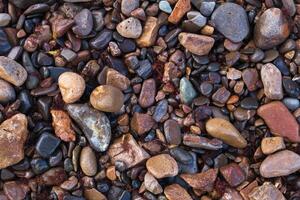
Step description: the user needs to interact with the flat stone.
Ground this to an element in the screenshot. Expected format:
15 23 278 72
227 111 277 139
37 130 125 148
146 154 178 179
66 104 111 152
227 68 242 80
168 0 191 24
0 56 27 86
211 3 249 42
178 33 214 56
51 109 76 142
183 134 223 150
90 85 124 112
72 9 93 37
260 150 300 178
116 17 142 39
80 146 97 176
121 0 139 16
0 79 15 103
248 182 285 200
220 163 246 187
0 114 28 169
254 8 290 49
206 118 247 148
108 134 150 169
261 137 285 155
144 172 163 194
136 17 159 47
23 3 49 15
180 168 218 191
179 77 197 104
261 63 283 100
257 101 300 142
36 133 61 158
131 112 154 135
61 48 77 62
106 68 130 91
164 119 182 145
3 181 29 200
164 184 193 200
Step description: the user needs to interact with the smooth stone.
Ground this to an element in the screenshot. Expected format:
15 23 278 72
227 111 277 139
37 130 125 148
131 112 154 135
261 137 285 155
138 78 156 108
84 188 107 200
47 67 71 81
273 57 289 76
206 118 247 148
3 181 29 200
283 78 300 98
0 14 11 27
200 82 213 96
66 104 111 152
164 184 192 200
179 77 197 104
108 134 150 169
183 12 207 32
199 0 215 16
254 8 290 49
168 0 191 24
36 133 61 158
0 56 27 86
31 158 49 174
0 114 28 169
116 17 142 39
92 10 104 32
136 59 152 79
233 107 256 121
242 68 258 92
51 109 76 142
90 29 112 50
211 3 249 42
0 79 15 103
183 134 223 150
18 90 33 113
72 9 93 37
80 146 97 176
260 150 300 178
106 68 130 91
153 99 168 122
248 182 285 200
58 72 86 103
144 172 163 194
90 85 124 112
0 28 11 55
61 48 77 62
170 147 193 165
283 97 300 111
37 52 53 66
250 48 265 63
220 163 246 187
164 119 182 145
23 3 50 15
240 97 258 110
8 46 23 60
257 101 300 142
178 33 214 56
212 87 231 104
8 0 49 9
261 63 283 100
159 1 172 14
121 0 139 16
136 16 159 47
146 154 178 179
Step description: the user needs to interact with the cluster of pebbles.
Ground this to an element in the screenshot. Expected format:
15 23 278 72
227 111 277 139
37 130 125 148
0 0 298 200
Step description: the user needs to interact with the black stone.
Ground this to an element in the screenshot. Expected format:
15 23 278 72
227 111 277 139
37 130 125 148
118 39 136 53
18 90 33 113
47 67 71 81
1 169 15 181
31 158 49 174
49 150 62 167
37 96 52 121
136 60 152 79
283 78 300 98
90 29 112 50
240 97 258 110
36 132 61 158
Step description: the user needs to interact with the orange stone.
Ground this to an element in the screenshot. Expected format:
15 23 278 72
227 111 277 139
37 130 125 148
168 0 191 24
164 184 193 200
51 109 76 142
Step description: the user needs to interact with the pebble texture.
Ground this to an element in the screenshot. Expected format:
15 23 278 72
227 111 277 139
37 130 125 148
0 56 27 86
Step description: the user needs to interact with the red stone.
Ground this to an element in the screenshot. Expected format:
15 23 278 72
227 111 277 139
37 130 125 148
220 163 246 187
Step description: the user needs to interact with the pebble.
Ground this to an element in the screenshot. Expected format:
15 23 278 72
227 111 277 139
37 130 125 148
23 3 49 15
248 182 285 200
260 150 300 178
116 17 142 39
183 11 207 32
37 52 53 66
254 8 290 49
72 9 93 37
130 112 154 135
80 146 97 176
199 0 215 16
168 0 191 24
90 29 112 50
108 134 150 169
84 188 107 200
121 0 139 16
233 107 256 121
3 181 29 200
136 16 159 47
283 78 300 98
36 133 61 158
261 137 285 155
106 68 130 91
58 72 86 103
261 63 283 100
0 13 11 27
220 163 246 187
164 184 192 200
90 85 124 112
31 158 49 174
164 119 182 145
180 168 218 191
178 33 214 56
205 118 247 148
0 79 15 103
240 97 258 110
61 48 77 62
153 99 168 122
212 87 231 104
144 172 163 194
146 154 178 179
66 104 111 152
0 114 28 169
0 56 27 86
242 68 258 92
211 3 249 42
283 97 300 111
257 101 300 142
179 77 197 104
136 59 153 79
37 167 67 186
159 1 172 14
139 78 156 108
183 134 223 150
51 109 76 142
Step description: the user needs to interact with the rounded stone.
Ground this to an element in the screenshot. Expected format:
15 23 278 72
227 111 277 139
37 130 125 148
0 79 15 103
261 63 283 100
0 14 11 27
80 146 97 176
116 17 142 39
146 154 179 179
121 0 139 16
90 85 124 112
178 33 214 56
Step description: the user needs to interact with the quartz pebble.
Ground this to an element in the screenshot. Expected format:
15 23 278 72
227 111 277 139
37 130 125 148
116 17 142 39
261 63 283 100
178 33 214 56
261 137 285 155
0 56 27 86
146 154 179 179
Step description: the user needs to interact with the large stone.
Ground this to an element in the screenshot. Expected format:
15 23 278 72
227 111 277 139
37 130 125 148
178 33 214 56
3 181 29 200
146 154 178 179
139 78 156 108
248 182 286 200
164 184 193 200
116 17 142 39
108 134 150 169
66 104 111 152
0 114 28 169
72 9 93 37
257 101 300 142
168 0 191 24
0 56 27 86
260 150 300 178
254 8 290 49
261 63 283 100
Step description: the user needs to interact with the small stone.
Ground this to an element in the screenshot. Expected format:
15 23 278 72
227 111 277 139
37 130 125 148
261 137 285 155
179 77 197 104
131 112 154 135
144 172 163 194
248 182 285 200
106 166 116 181
66 104 111 152
283 78 300 98
220 163 246 187
261 63 283 100
164 184 192 200
72 9 93 37
146 154 178 179
24 25 51 52
31 158 49 175
3 181 29 200
257 101 300 142
37 167 67 186
0 28 11 55
80 146 97 176
0 114 28 169
51 109 76 142
108 134 150 169
139 78 156 108
0 56 27 86
136 17 159 47
254 8 290 49
153 99 168 122
23 3 49 15
90 29 112 50
283 97 300 111
159 1 172 14
211 3 249 42
178 33 214 56
136 59 153 79
180 168 218 191
36 133 61 158
116 17 142 39
227 68 242 80
242 68 258 92
61 48 77 62
260 150 300 178
106 68 130 91
58 72 85 103
183 134 223 150
84 188 107 200
37 52 53 66
212 87 231 104
168 0 191 24
0 79 15 103
121 0 139 16
206 118 247 148
0 13 11 27
240 97 258 110
51 18 74 38
90 85 124 112
164 119 182 145
233 107 256 121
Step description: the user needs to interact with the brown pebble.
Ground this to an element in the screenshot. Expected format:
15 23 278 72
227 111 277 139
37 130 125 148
146 154 178 179
139 78 156 108
131 112 155 135
51 109 76 142
168 0 191 24
164 184 193 200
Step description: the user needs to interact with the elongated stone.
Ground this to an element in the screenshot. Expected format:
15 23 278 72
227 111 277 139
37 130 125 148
179 77 197 104
168 0 191 24
261 63 283 100
0 56 27 86
248 182 285 200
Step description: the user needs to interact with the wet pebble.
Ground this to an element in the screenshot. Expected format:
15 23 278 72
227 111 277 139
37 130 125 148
80 146 97 176
240 97 258 110
130 112 154 135
36 133 61 158
121 0 139 16
159 1 172 14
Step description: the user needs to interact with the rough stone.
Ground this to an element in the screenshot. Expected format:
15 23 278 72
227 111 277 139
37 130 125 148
178 33 214 56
